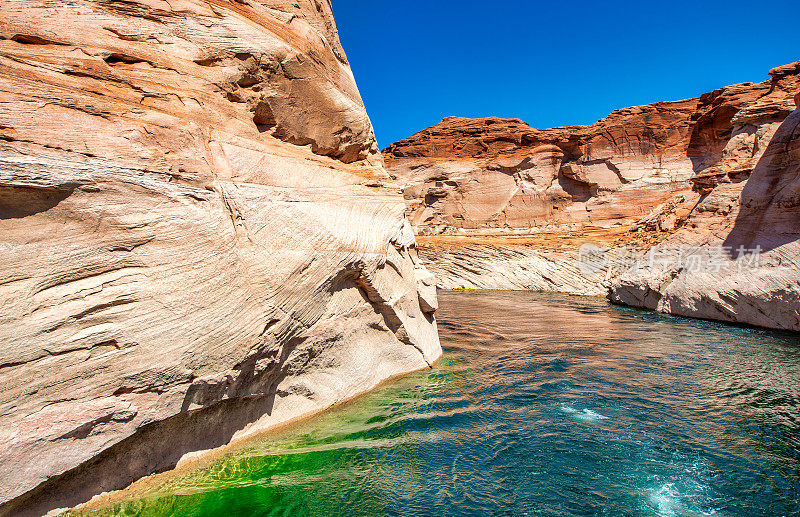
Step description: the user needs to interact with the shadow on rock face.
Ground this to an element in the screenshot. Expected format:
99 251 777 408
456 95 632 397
723 108 800 255
0 394 281 517
687 104 740 173
0 186 74 220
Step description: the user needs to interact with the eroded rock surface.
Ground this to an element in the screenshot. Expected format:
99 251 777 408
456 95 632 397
0 1 440 514
385 103 700 234
609 104 800 331
385 63 800 298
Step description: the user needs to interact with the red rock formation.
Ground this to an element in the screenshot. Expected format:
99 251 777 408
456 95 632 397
385 101 701 233
689 61 800 192
384 62 800 297
610 103 800 331
386 63 800 235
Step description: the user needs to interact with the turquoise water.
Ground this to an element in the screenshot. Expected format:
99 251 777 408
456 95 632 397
78 291 800 516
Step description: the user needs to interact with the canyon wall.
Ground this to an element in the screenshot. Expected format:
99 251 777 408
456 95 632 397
384 63 800 299
0 1 440 515
385 104 699 233
609 95 800 331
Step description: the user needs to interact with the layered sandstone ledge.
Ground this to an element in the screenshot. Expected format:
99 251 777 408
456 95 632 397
384 63 800 305
0 1 440 515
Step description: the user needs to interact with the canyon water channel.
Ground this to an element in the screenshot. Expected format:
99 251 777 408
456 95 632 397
74 291 800 516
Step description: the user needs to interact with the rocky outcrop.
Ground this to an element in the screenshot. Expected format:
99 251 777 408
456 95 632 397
385 102 700 234
0 1 440 515
609 103 800 331
384 63 800 296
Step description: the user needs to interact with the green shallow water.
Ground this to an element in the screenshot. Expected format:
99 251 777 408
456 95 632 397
75 291 800 516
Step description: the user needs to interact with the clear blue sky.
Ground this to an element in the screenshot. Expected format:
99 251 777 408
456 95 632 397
331 0 800 148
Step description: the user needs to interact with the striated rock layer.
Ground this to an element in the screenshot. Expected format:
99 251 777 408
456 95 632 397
609 102 800 331
386 105 699 233
0 1 440 515
385 63 800 298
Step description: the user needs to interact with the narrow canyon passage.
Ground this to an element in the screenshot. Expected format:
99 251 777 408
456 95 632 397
1 1 797 515
72 292 800 516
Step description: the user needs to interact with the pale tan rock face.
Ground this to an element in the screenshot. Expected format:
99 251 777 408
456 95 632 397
0 1 440 514
384 63 800 299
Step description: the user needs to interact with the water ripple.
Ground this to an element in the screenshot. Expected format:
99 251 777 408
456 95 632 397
73 291 800 517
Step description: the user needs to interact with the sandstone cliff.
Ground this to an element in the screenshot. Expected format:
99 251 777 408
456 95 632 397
609 100 800 331
384 63 800 297
0 1 440 515
386 104 698 233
